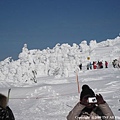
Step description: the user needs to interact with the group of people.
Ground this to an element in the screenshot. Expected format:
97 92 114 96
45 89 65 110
79 58 120 70
87 61 108 70
67 84 115 120
79 61 108 70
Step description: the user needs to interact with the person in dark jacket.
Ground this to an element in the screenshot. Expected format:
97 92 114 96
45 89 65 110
67 84 115 120
0 93 15 120
79 64 82 70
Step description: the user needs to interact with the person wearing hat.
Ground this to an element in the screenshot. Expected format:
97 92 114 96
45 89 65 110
0 93 15 120
67 84 115 120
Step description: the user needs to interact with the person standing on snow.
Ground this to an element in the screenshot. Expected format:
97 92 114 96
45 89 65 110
93 61 97 69
67 84 114 120
87 63 90 70
0 93 15 120
79 63 82 70
105 61 108 68
90 62 92 70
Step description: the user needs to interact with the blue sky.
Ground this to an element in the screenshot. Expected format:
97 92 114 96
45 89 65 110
0 0 120 61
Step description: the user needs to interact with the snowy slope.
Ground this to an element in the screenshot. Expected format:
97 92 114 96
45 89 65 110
1 66 120 120
0 36 120 120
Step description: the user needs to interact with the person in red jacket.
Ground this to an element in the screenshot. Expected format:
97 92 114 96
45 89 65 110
105 61 108 68
93 61 97 69
67 84 114 120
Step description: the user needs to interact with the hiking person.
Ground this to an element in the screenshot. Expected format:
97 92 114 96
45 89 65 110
93 61 97 69
67 84 115 120
79 63 82 70
90 62 92 70
105 61 108 68
99 62 103 69
0 93 15 120
87 63 90 70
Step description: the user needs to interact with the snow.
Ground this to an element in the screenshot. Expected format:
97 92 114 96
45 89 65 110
0 36 120 120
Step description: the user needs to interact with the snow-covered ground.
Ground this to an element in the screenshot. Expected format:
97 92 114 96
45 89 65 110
0 36 120 120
